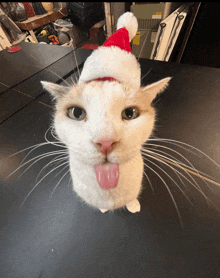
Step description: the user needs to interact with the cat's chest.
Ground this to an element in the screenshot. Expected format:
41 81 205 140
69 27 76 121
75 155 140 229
68 153 143 209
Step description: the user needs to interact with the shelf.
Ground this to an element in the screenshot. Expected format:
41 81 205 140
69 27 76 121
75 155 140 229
15 7 68 31
12 32 28 45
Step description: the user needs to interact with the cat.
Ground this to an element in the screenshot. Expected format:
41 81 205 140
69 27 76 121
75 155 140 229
40 12 171 213
41 76 171 213
5 13 219 219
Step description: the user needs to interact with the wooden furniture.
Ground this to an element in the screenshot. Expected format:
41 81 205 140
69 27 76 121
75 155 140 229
0 23 12 49
15 7 68 42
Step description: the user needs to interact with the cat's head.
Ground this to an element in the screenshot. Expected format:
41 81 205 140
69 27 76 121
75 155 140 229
41 78 171 166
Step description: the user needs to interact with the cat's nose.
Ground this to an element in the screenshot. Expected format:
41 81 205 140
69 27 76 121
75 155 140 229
96 139 117 155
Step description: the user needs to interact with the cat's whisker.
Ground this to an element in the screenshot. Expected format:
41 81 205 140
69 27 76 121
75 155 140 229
144 142 198 170
148 138 220 168
142 148 187 189
147 148 192 177
43 126 66 148
19 142 50 167
45 68 71 87
143 148 198 187
138 30 150 62
73 49 80 83
29 54 71 87
51 161 69 180
49 167 70 200
145 139 219 192
50 126 59 139
18 151 67 179
45 126 68 149
141 151 193 205
8 141 52 158
141 149 211 203
19 133 66 167
142 146 208 192
143 144 194 170
50 127 67 148
144 142 214 189
68 176 72 187
141 68 152 83
70 75 77 86
36 153 68 182
143 161 183 228
132 155 154 193
142 168 154 193
147 139 198 157
20 161 69 207
7 150 67 179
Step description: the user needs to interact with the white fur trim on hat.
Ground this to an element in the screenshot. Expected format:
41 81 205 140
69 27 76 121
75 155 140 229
116 12 138 41
78 46 141 88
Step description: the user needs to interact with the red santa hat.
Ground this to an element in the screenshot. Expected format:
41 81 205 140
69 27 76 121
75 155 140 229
78 12 141 89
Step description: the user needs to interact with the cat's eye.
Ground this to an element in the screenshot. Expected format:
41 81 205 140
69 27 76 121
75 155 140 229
67 107 86 121
122 107 139 120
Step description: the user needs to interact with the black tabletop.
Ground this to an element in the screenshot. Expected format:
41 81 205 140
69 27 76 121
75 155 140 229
0 47 220 278
0 42 73 93
0 43 92 123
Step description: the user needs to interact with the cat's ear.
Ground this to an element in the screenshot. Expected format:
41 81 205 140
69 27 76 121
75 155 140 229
142 77 172 103
41 81 68 100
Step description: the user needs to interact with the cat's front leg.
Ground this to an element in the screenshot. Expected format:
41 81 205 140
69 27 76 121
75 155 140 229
126 199 141 213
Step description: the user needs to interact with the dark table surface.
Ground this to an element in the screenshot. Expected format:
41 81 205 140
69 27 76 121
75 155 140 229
0 42 91 123
0 41 73 93
0 44 220 278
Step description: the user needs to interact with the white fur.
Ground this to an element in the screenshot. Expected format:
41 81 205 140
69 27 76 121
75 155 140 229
55 82 146 210
41 12 171 213
79 12 140 87
42 79 171 212
69 151 143 210
117 12 138 41
78 46 141 89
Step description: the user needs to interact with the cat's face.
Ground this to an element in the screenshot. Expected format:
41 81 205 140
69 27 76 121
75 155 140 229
42 78 170 166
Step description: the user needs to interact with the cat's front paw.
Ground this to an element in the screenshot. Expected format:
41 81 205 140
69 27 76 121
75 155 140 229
126 199 141 213
100 208 109 213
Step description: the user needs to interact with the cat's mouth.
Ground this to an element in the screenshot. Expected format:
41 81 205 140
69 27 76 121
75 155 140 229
94 162 119 190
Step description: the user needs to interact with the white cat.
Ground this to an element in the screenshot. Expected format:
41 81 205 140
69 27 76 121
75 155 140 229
41 12 171 213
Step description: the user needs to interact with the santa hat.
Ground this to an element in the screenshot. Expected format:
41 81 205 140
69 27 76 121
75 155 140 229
78 12 141 89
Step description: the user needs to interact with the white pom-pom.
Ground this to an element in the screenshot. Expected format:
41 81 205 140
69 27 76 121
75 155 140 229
116 12 138 42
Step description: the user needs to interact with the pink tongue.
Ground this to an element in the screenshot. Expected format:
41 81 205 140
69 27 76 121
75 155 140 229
94 163 119 190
